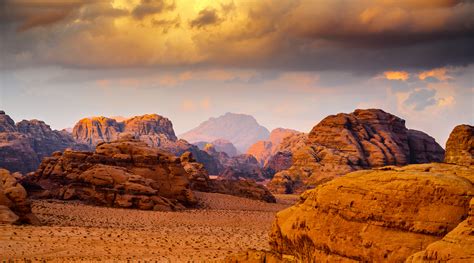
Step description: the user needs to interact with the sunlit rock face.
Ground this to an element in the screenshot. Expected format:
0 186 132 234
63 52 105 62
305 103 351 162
268 109 445 194
444 124 473 166
0 111 89 174
269 163 473 262
180 112 270 153
23 137 197 211
71 114 222 175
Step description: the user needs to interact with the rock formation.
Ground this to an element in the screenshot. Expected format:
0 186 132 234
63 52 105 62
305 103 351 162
0 169 38 224
269 109 445 193
0 111 89 173
180 112 270 152
406 198 474 262
180 151 275 202
269 163 473 262
71 114 222 175
194 139 239 157
444 124 473 166
247 128 301 166
22 137 197 211
263 132 308 176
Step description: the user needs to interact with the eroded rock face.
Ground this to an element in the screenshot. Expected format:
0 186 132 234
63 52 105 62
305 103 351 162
71 114 221 175
445 124 473 166
23 137 197 210
180 151 276 203
0 169 38 224
269 109 445 193
269 163 473 262
219 154 265 181
247 128 302 166
194 139 239 157
0 111 89 173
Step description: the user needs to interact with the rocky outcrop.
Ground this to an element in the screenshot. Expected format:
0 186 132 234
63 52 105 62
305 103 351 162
180 112 270 153
180 151 276 203
0 169 38 224
72 114 222 175
269 163 473 262
247 128 301 166
194 139 239 157
0 111 89 173
219 154 265 181
22 137 197 210
445 124 473 166
269 109 445 193
263 133 308 176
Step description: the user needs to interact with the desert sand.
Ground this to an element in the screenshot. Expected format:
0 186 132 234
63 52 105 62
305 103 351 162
0 192 298 262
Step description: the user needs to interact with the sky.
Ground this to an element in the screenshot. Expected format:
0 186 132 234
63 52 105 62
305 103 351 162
0 0 473 146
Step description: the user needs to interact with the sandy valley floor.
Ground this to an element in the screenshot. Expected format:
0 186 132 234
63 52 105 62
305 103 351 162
0 192 298 262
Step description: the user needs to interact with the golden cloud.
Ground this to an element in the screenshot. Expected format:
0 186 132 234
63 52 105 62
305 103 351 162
384 71 410 81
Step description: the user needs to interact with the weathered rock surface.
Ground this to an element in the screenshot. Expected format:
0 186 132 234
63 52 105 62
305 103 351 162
269 109 445 193
22 137 197 210
406 198 474 262
72 114 222 175
0 111 89 173
269 163 473 262
0 169 38 224
263 133 308 177
180 112 270 153
194 139 239 157
445 124 473 166
219 154 265 181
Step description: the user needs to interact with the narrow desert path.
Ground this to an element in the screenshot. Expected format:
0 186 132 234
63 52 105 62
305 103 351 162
0 193 298 262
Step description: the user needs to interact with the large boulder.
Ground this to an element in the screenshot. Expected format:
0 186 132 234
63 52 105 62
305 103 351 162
445 124 473 166
269 163 473 262
269 109 445 193
0 169 38 224
0 111 89 173
23 137 197 210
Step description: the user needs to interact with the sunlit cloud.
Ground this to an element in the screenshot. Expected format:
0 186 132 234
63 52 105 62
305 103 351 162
383 71 410 81
418 67 451 81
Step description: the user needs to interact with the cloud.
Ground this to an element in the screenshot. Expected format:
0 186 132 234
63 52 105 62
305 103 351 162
419 67 451 81
189 8 221 28
131 0 175 19
384 71 410 81
404 88 437 110
1 0 473 71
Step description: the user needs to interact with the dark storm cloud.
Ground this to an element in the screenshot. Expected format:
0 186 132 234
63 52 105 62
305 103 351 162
131 0 175 19
1 0 474 72
189 8 222 28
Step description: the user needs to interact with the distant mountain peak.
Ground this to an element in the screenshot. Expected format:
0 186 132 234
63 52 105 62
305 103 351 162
179 112 270 152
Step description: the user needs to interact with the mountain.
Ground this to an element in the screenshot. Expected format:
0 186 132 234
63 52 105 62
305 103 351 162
179 112 270 153
0 111 89 173
71 114 222 174
268 109 445 193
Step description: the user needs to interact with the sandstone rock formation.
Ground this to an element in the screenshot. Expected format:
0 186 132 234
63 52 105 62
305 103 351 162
22 137 197 210
180 151 275 203
269 163 473 262
180 112 270 152
0 169 38 224
219 154 265 181
194 139 239 157
269 109 445 193
406 198 474 262
444 124 473 166
0 111 89 173
263 133 308 176
247 128 301 166
71 114 222 174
